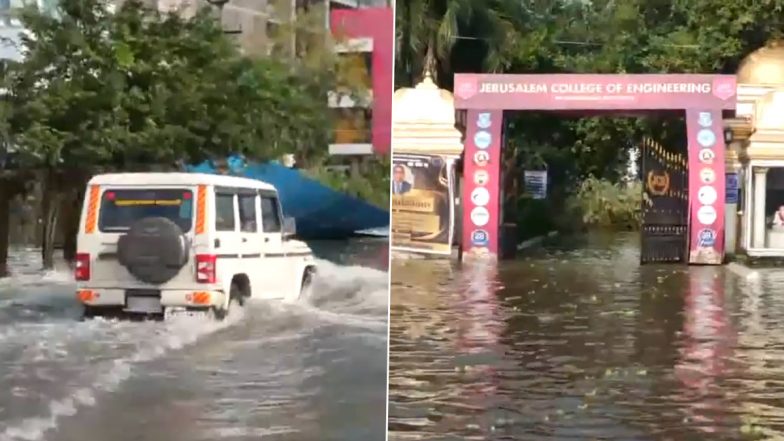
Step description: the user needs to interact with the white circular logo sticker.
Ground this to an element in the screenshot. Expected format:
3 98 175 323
698 112 713 128
473 150 490 166
700 168 716 184
697 205 718 225
697 129 717 148
474 170 489 186
471 187 490 207
698 186 718 205
698 148 715 164
470 207 490 227
476 113 492 129
474 131 492 149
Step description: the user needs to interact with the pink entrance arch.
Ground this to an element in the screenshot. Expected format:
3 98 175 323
454 74 737 264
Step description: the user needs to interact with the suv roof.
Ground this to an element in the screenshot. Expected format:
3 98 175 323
88 172 276 191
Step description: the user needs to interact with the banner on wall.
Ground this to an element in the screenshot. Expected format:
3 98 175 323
391 154 456 254
687 109 726 265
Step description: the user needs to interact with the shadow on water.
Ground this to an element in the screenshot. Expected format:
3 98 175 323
389 231 784 441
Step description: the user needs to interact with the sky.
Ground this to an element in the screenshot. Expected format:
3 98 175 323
0 26 23 61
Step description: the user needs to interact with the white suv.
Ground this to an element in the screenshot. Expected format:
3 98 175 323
74 172 316 320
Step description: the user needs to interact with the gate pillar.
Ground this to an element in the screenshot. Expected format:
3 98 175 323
686 109 727 264
390 72 464 257
461 110 503 259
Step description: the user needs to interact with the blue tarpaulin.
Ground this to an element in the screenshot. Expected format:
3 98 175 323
187 158 389 239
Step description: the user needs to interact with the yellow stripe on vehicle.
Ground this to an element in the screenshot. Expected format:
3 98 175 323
195 185 207 234
84 185 101 234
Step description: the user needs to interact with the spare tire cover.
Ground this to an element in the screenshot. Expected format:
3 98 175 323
117 217 190 285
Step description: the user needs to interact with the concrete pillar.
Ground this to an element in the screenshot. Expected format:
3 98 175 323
724 139 741 256
752 167 769 249
725 166 740 255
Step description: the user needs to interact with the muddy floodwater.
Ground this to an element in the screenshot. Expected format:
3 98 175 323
0 238 388 441
388 232 784 441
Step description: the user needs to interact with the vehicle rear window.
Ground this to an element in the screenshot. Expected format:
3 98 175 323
98 188 194 232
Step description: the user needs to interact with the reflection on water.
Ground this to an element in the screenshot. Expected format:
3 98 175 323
389 232 784 440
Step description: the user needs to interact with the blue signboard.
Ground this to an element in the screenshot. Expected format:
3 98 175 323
726 173 739 204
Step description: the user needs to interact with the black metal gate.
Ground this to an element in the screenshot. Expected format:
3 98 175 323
640 137 688 264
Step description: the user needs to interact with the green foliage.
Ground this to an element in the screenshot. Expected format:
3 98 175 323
396 1 784 121
513 198 557 240
2 0 334 171
304 156 391 209
565 176 643 230
396 0 784 233
395 0 517 87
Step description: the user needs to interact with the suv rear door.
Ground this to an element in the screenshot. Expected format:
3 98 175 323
84 185 197 288
259 190 292 298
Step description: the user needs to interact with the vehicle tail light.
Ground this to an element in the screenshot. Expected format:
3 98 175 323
195 254 217 283
75 253 91 281
187 291 212 305
77 289 98 303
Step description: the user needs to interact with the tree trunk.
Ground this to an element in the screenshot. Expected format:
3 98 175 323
350 157 361 179
64 170 90 264
62 185 83 264
40 169 62 270
0 183 10 278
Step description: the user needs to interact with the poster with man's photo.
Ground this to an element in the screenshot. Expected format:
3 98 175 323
391 153 456 254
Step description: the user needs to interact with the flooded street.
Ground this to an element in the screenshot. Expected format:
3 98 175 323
389 232 784 441
0 238 388 441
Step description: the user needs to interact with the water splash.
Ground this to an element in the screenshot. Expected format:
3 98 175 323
0 249 388 441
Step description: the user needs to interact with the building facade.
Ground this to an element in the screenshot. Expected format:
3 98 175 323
2 0 391 161
328 7 392 156
723 42 784 258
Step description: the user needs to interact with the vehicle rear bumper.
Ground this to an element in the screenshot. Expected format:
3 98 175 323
75 287 226 310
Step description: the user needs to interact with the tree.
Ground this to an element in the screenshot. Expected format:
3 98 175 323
395 0 519 88
0 57 25 277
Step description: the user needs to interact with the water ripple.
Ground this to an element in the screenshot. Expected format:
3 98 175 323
389 232 784 440
1 240 388 441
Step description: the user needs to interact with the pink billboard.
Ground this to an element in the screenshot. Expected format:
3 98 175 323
454 74 737 111
454 73 737 265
